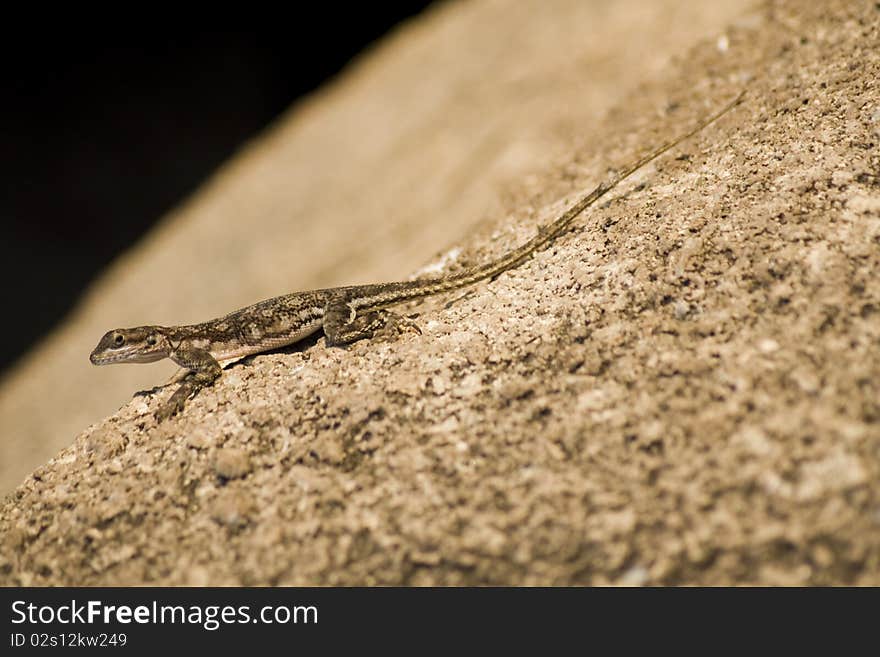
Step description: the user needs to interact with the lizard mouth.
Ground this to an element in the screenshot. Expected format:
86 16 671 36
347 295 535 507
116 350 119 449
90 348 165 365
90 350 123 365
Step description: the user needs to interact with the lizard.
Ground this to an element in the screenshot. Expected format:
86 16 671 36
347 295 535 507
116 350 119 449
90 91 744 421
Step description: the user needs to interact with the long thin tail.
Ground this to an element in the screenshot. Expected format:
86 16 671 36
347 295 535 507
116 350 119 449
443 90 746 288
359 90 745 308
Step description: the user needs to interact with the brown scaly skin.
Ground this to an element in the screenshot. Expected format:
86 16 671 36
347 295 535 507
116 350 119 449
90 93 744 420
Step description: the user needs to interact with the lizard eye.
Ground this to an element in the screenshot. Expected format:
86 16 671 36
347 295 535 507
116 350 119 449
146 335 157 347
114 334 125 347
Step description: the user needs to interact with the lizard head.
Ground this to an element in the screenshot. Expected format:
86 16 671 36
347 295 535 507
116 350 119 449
90 326 171 365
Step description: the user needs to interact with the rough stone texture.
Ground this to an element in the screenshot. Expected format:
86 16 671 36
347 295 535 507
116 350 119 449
2 0 880 585
0 0 748 495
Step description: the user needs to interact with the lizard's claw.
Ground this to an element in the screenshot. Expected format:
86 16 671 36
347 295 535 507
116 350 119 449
374 311 422 341
155 398 183 423
155 382 192 421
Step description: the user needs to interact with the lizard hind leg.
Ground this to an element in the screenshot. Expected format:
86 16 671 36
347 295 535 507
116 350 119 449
323 298 421 347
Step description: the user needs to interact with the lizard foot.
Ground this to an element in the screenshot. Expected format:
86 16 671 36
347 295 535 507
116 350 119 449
155 381 194 422
324 301 422 346
372 310 422 342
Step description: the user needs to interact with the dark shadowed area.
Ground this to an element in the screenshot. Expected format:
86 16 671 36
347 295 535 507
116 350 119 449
0 7 431 373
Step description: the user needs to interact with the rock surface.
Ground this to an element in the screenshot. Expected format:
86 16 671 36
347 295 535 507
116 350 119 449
0 0 748 495
2 0 879 585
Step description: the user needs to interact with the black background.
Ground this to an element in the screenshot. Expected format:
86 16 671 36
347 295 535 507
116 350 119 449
0 5 433 374
0 586 865 651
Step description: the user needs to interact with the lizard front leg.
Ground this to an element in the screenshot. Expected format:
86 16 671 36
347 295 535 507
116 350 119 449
156 345 222 421
323 295 420 347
